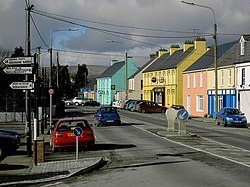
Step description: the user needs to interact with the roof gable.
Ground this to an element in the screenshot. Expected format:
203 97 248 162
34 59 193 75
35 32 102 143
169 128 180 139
97 61 124 78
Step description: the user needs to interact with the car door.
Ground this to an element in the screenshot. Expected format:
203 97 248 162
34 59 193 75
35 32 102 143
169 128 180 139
217 108 224 124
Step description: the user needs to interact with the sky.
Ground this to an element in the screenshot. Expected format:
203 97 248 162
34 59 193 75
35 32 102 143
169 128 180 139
0 0 250 67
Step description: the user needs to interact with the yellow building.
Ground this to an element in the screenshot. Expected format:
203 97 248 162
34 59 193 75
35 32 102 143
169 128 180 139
142 38 207 108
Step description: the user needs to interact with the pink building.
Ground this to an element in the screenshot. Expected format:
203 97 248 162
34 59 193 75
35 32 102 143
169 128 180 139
182 49 213 117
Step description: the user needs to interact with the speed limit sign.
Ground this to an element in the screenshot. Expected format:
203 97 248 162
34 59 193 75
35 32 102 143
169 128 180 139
48 88 54 95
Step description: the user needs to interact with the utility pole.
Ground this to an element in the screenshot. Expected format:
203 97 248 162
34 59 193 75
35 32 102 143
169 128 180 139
25 0 33 157
56 52 59 89
125 52 128 100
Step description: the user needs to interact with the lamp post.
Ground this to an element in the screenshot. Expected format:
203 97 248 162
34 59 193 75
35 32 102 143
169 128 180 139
49 28 78 128
106 40 128 100
181 1 218 116
49 28 79 88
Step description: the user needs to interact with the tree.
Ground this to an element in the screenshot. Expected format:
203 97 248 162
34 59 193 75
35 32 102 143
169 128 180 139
73 64 88 96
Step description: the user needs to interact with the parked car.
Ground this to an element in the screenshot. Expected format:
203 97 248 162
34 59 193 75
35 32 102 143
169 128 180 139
120 100 133 110
216 107 247 127
170 104 185 110
94 106 121 126
127 100 146 112
50 117 95 152
83 99 100 106
0 129 20 145
72 97 87 106
64 98 74 106
137 101 168 113
0 133 19 159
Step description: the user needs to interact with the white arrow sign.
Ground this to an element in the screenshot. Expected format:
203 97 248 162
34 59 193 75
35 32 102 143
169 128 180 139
3 67 33 74
10 82 34 90
3 57 33 65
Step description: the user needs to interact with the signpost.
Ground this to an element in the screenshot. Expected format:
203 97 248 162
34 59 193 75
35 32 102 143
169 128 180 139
3 57 34 65
9 82 33 90
177 109 189 135
3 66 33 74
73 127 83 162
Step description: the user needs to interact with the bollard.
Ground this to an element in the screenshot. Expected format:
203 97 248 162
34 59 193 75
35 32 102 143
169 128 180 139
165 108 178 132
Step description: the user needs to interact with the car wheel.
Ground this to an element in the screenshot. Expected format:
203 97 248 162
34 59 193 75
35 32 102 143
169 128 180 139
161 109 166 113
0 147 5 159
141 109 146 113
216 118 220 125
75 102 79 106
52 145 58 152
223 119 228 127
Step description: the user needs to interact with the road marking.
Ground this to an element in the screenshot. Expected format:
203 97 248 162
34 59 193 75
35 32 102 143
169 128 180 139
121 119 250 168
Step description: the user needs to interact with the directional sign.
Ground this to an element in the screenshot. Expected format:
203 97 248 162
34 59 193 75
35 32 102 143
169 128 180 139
9 82 33 90
3 57 33 65
73 127 83 137
177 109 189 121
3 66 33 74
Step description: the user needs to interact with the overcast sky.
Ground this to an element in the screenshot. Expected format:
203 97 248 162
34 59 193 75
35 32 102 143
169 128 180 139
0 0 249 67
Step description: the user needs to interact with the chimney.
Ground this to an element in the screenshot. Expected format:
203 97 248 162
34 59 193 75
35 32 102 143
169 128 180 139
157 49 168 57
111 59 118 66
194 37 206 50
170 45 180 55
183 40 194 52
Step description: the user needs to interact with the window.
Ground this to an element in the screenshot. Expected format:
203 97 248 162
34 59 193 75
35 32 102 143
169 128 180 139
228 69 232 86
200 72 203 87
196 95 203 112
242 68 245 86
141 80 143 90
241 41 245 56
220 70 224 86
193 73 196 88
187 74 190 88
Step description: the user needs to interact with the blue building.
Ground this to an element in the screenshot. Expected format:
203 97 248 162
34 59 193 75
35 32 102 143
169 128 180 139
96 57 138 105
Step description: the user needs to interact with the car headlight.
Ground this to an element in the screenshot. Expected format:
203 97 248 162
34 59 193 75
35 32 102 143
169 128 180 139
242 117 247 121
226 117 233 121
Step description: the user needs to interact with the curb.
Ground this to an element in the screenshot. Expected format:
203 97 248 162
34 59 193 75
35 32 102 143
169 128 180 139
0 157 104 186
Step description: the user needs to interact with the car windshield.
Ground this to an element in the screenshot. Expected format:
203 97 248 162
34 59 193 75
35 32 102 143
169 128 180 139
225 108 241 115
57 120 90 131
100 107 116 113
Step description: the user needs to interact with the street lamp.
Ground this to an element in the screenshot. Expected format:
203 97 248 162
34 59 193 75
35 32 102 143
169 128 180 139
106 40 128 100
49 28 78 128
181 1 218 116
49 28 79 88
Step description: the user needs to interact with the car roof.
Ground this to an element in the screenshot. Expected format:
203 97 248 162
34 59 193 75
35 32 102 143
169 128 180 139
57 117 88 122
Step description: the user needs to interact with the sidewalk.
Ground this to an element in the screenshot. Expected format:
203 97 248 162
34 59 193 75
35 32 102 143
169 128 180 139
0 134 104 186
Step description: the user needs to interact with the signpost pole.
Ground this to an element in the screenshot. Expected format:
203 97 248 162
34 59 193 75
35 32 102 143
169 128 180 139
76 136 79 162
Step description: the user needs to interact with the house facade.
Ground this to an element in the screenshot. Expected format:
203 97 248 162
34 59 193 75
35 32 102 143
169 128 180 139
236 35 250 122
207 41 238 118
183 41 237 117
96 57 138 105
142 38 207 108
128 51 162 100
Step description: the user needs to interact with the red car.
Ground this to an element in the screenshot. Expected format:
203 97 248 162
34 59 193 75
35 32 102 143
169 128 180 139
50 117 95 152
137 101 168 113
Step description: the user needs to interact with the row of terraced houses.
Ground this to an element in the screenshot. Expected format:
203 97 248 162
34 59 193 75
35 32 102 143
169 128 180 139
91 34 250 122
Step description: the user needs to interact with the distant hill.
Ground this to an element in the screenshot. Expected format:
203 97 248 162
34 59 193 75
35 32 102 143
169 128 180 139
68 65 109 87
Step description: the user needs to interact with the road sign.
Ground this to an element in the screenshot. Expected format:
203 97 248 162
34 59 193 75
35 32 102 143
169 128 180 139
73 127 83 137
3 57 33 65
48 88 54 95
3 66 33 74
9 82 33 90
177 109 189 121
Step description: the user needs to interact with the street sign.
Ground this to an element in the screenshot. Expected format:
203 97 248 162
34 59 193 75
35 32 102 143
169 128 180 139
3 57 33 65
10 82 33 90
3 66 33 74
73 127 83 137
48 88 54 95
177 109 189 121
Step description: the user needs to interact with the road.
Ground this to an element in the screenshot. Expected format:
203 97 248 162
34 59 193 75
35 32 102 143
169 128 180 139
39 107 250 187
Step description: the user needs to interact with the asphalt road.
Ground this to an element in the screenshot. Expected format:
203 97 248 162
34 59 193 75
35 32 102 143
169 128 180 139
35 107 250 187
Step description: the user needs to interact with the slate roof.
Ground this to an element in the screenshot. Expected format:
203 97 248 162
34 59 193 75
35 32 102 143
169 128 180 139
237 37 250 64
184 41 237 72
97 61 124 78
129 55 157 79
143 47 195 73
242 34 250 41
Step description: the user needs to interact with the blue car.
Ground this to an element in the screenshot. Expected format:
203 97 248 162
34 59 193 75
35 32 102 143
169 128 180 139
94 106 121 126
216 107 247 127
